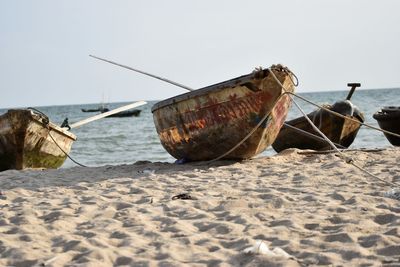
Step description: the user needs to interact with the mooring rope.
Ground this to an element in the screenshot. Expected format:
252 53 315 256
206 91 291 163
205 67 295 163
287 93 400 139
47 130 88 168
266 71 398 187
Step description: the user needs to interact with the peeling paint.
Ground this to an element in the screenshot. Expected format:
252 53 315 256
152 68 295 161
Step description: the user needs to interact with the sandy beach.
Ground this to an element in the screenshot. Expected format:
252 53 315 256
0 147 399 266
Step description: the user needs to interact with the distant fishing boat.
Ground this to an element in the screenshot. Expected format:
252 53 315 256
151 65 296 161
373 106 400 146
81 106 108 113
0 109 76 171
272 83 364 152
82 92 109 112
101 108 141 118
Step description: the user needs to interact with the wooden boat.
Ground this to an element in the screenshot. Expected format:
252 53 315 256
81 106 108 112
151 65 296 161
272 83 365 152
0 109 76 171
373 106 400 146
101 108 141 118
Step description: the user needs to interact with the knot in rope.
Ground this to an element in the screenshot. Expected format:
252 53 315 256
270 64 299 87
60 118 71 130
28 107 50 126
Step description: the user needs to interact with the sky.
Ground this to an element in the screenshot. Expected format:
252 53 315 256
1 0 399 109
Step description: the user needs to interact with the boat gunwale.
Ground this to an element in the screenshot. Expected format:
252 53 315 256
373 109 400 121
4 109 77 141
151 69 272 113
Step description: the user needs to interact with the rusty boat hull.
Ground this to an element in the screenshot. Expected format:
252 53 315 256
272 100 364 152
373 106 400 146
151 66 295 161
0 109 76 171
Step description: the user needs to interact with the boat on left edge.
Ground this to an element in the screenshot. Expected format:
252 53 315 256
0 109 76 171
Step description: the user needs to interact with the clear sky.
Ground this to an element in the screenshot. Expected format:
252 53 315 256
1 1 399 108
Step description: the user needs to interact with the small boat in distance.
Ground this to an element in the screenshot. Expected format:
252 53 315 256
373 106 400 146
0 109 76 171
272 83 364 152
151 65 296 161
81 105 108 113
101 108 141 118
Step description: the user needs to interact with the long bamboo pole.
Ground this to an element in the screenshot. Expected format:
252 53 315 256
89 55 194 92
69 101 147 129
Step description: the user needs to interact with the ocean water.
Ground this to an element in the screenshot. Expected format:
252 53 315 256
1 88 399 168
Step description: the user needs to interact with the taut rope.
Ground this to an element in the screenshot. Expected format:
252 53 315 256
266 72 398 187
28 108 88 168
206 66 294 163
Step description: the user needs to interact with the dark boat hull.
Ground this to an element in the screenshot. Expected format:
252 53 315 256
103 109 141 118
151 66 296 161
272 100 364 152
81 107 108 112
0 109 76 171
373 106 400 146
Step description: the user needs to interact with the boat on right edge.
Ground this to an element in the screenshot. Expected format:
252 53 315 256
373 106 400 146
272 83 365 152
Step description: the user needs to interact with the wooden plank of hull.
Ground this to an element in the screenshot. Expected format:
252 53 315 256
272 102 364 152
152 67 295 161
0 110 76 171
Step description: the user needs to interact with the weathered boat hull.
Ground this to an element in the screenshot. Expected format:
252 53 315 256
151 66 295 161
272 101 364 152
373 106 400 146
0 109 76 171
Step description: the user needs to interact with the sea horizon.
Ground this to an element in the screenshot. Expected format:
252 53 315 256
1 86 399 110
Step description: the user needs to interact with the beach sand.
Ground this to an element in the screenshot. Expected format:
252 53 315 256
0 148 399 266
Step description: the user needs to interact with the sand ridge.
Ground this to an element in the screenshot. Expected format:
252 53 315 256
0 148 399 266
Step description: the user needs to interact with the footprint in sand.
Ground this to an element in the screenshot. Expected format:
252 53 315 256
324 232 353 243
18 235 32 242
384 228 398 236
269 219 293 228
110 231 130 239
193 222 232 235
304 223 319 230
40 211 63 223
374 213 398 225
219 238 248 249
296 252 332 265
377 245 400 257
357 234 381 248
